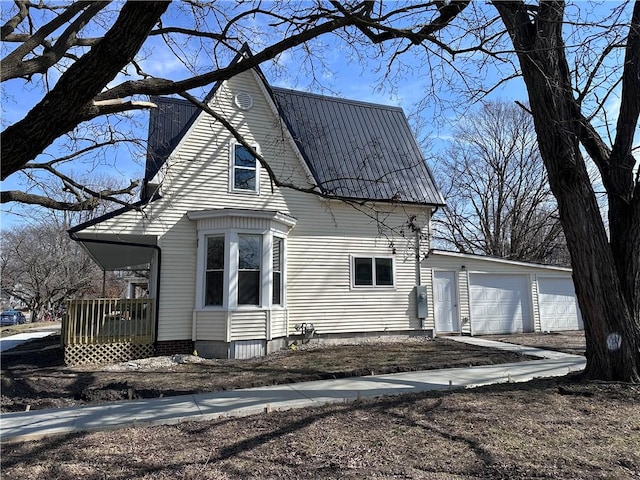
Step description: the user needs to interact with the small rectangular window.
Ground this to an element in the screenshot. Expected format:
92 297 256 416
272 237 283 305
238 234 261 305
353 256 394 288
205 236 224 305
233 144 258 192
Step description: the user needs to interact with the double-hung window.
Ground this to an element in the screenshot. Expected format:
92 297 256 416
272 237 283 305
353 256 394 288
205 236 225 305
238 234 261 305
231 144 259 193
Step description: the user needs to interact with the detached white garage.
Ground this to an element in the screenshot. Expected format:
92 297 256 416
469 273 533 334
423 251 584 336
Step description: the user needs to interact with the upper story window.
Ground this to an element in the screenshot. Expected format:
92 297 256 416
352 256 394 288
231 143 259 193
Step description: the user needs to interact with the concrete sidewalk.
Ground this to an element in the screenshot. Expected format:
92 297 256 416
0 338 585 443
0 323 60 353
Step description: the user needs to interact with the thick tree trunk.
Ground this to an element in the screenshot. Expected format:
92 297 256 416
0 1 169 179
495 1 640 381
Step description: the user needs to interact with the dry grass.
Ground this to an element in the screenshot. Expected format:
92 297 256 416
0 323 38 338
484 331 586 356
2 378 639 479
4 330 639 478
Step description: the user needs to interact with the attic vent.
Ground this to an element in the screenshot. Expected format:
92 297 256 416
234 92 254 110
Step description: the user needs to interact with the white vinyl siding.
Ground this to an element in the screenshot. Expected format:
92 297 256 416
269 309 287 339
78 68 433 344
230 310 268 340
285 203 429 335
155 217 197 341
458 270 471 334
194 310 227 340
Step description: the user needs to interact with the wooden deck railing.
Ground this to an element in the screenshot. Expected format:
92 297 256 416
63 298 155 345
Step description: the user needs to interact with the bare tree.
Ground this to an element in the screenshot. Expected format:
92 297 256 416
0 219 125 321
2 1 639 381
433 101 569 265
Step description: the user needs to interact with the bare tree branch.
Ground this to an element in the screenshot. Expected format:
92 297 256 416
1 0 169 180
1 1 103 81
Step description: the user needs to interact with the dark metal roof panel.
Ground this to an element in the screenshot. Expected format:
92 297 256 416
271 87 444 205
145 96 200 183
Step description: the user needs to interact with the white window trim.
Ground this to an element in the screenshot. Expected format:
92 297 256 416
229 141 260 195
196 228 288 310
350 255 396 289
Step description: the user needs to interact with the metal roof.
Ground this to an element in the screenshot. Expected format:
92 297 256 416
271 87 444 205
143 83 444 206
145 96 199 186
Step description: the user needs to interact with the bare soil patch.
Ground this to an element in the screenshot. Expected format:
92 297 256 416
2 377 638 479
1 335 533 412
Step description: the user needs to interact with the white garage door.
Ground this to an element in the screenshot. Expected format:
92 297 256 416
538 277 583 331
470 274 532 334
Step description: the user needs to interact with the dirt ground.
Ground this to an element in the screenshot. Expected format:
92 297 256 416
2 334 533 412
2 377 639 479
2 330 639 479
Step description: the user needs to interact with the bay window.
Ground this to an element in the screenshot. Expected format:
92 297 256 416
191 209 296 311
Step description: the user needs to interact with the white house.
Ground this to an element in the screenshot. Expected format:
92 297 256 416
67 48 582 364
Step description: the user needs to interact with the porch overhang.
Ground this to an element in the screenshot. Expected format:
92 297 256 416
70 232 158 271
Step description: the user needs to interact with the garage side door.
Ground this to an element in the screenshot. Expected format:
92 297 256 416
434 271 459 333
538 277 583 331
469 274 531 335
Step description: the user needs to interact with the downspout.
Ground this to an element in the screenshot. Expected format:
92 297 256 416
68 233 162 348
416 205 440 332
416 205 440 286
415 227 422 286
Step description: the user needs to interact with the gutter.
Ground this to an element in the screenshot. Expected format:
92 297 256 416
68 232 162 349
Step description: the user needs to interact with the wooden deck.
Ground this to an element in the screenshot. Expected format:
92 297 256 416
62 298 155 365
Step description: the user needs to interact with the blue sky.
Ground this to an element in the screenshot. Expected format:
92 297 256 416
0 1 635 228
